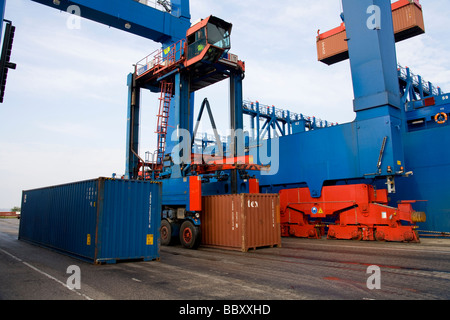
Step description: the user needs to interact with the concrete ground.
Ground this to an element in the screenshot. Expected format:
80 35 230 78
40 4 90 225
1 218 450 302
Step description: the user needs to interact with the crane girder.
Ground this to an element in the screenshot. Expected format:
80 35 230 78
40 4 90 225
29 0 191 45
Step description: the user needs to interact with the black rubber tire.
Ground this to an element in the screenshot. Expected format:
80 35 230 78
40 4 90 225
179 220 201 249
160 219 174 246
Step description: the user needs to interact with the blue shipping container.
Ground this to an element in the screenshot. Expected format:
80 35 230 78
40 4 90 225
19 178 161 264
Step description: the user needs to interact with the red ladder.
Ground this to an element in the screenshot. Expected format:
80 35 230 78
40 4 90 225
155 81 173 169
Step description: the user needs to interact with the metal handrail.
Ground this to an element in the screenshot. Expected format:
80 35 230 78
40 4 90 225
134 0 172 13
243 100 336 129
136 39 186 77
398 64 440 96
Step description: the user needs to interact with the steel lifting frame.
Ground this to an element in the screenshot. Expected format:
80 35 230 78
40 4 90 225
125 15 250 207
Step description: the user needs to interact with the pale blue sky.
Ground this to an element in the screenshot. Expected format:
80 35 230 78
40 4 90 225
0 0 449 209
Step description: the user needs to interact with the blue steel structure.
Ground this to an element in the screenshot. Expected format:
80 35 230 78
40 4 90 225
243 100 336 142
123 10 253 247
258 0 405 197
0 0 5 34
29 0 190 46
393 63 450 234
18 1 197 207
5 0 449 239
4 0 253 248
253 0 450 235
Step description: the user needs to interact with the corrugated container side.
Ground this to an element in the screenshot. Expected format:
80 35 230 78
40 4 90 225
316 30 349 65
201 194 281 252
0 212 19 217
202 194 234 248
242 194 281 251
19 180 98 260
19 178 161 264
392 3 425 41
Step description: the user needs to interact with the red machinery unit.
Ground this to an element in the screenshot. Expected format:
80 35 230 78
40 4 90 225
279 184 425 242
189 175 202 212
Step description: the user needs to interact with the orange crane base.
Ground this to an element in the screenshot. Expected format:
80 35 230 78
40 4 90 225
279 184 425 243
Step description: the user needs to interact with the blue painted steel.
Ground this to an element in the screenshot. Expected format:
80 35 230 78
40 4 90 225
0 0 5 36
161 177 189 207
19 178 162 264
257 0 405 198
405 97 450 132
29 0 190 45
253 76 450 234
398 64 442 105
258 123 357 197
391 127 450 232
161 175 253 209
343 0 401 113
243 100 336 141
258 115 404 192
230 71 244 132
125 73 142 180
124 6 193 179
125 30 246 182
166 72 195 165
254 0 450 233
120 0 448 236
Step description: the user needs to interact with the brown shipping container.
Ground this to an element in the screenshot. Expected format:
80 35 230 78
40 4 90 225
201 194 281 252
316 25 348 66
0 212 18 218
392 1 425 42
317 0 425 65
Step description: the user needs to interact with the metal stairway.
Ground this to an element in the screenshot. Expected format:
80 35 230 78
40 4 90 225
155 81 173 169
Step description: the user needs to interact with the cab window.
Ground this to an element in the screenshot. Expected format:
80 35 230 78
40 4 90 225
207 22 231 51
187 27 207 60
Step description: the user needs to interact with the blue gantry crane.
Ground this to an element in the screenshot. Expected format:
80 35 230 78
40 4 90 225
125 15 266 248
5 0 450 247
258 0 407 196
29 0 190 45
3 0 261 249
251 0 449 240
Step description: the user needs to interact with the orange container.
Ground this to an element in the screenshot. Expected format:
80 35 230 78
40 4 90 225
316 23 348 66
201 194 281 252
317 0 425 65
0 212 18 218
392 0 425 42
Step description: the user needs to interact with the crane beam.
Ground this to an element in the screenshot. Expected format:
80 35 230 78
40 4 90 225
29 0 191 45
